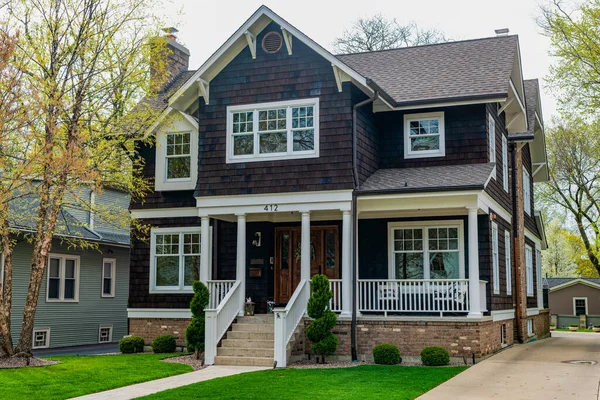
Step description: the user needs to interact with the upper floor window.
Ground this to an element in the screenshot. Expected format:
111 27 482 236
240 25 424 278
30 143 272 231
505 230 512 296
525 245 533 296
502 135 509 192
492 222 499 295
523 169 531 215
488 114 496 179
47 254 80 302
166 132 191 180
226 98 320 163
102 258 116 298
403 112 445 159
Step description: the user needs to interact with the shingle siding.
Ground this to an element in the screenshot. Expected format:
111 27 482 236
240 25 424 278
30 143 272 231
9 240 129 348
484 104 512 213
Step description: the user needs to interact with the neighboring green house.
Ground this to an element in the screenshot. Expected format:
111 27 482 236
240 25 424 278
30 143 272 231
2 187 130 350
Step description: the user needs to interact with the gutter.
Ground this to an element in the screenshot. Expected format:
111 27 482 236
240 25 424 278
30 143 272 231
351 91 378 362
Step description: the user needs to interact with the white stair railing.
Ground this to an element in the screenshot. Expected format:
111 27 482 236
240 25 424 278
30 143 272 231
207 280 236 309
274 279 309 368
205 280 242 365
329 279 342 312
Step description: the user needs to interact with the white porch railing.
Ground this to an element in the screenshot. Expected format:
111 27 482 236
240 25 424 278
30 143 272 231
358 279 470 317
205 280 242 365
274 279 309 368
329 279 342 312
207 280 236 309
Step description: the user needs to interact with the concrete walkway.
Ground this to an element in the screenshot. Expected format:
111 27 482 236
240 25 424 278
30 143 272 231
73 365 268 400
419 334 600 399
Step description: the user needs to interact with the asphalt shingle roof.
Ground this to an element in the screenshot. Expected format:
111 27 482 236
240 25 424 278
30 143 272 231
544 277 600 289
359 163 495 193
337 36 518 106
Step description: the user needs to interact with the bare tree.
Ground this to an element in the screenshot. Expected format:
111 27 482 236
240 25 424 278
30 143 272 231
333 14 448 54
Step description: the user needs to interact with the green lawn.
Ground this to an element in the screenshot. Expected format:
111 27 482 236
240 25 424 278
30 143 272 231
0 353 192 400
140 365 467 400
555 328 595 332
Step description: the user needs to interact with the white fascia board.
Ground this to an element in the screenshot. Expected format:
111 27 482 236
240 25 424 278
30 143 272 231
550 279 600 292
357 190 482 202
373 97 507 113
525 228 542 248
131 207 199 219
491 309 515 322
358 191 481 214
143 107 198 139
196 190 352 209
478 192 512 223
127 308 192 319
169 6 371 108
509 79 527 119
526 308 540 316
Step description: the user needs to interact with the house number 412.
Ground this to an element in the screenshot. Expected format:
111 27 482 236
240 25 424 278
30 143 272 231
264 204 278 211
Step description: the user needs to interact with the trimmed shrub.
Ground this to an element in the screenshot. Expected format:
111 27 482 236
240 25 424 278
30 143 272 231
119 336 144 354
569 324 579 327
152 334 177 354
186 281 209 359
373 344 401 365
306 274 338 363
421 346 450 366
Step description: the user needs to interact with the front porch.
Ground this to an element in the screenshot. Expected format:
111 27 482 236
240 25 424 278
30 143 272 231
198 189 496 366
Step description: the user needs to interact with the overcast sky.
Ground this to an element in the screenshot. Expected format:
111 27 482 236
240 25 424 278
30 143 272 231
159 0 558 119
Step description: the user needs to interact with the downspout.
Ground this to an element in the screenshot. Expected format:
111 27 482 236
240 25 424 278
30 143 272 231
351 91 378 361
510 142 523 343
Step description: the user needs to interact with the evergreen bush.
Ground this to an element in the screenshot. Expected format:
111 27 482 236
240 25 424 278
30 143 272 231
421 346 450 366
372 344 401 365
152 334 177 353
186 281 210 359
118 336 144 354
306 274 338 363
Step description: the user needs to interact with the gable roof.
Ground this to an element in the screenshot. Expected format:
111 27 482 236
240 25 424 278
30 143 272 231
359 163 495 194
337 36 519 107
523 79 549 183
545 277 600 291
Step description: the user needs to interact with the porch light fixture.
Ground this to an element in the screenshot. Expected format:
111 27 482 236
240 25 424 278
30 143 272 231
252 232 262 247
489 212 497 221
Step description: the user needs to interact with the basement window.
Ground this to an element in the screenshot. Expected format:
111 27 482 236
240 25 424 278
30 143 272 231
527 319 534 336
32 328 51 349
99 325 113 343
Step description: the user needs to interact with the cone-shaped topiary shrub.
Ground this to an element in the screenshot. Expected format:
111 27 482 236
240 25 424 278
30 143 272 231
373 344 402 365
421 346 450 366
186 281 209 360
152 334 176 353
306 274 338 363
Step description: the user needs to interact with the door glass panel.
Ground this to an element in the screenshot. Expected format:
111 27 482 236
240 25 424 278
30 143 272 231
326 231 335 269
281 233 289 270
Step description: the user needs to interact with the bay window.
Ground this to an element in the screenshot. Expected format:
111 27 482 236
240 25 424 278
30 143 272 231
227 98 319 162
150 228 203 293
389 221 464 280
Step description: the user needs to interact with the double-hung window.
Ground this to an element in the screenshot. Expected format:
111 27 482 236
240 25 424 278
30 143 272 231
505 230 512 295
47 255 79 302
165 132 191 180
227 98 319 163
489 114 496 179
523 169 531 215
525 245 534 296
492 223 500 294
404 112 445 159
389 221 464 280
574 298 588 316
102 258 116 298
150 228 202 293
502 135 509 192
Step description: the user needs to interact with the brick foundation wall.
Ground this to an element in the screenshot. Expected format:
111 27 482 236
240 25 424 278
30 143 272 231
304 317 517 360
129 318 191 346
530 310 550 340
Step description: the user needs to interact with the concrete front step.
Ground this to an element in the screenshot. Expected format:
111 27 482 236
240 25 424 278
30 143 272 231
214 356 274 367
235 315 274 324
231 323 273 333
221 338 274 349
217 347 274 357
227 331 275 340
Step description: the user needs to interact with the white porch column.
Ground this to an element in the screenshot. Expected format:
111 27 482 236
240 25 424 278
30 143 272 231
467 207 482 318
236 213 246 315
301 212 311 281
200 216 210 283
341 210 352 318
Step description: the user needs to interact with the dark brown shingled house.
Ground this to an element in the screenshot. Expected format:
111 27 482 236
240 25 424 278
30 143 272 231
127 5 550 366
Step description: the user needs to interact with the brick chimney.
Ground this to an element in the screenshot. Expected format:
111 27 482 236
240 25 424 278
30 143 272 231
150 27 190 91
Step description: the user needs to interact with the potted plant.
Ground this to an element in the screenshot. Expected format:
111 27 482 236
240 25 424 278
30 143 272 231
593 325 600 333
569 324 579 332
549 324 556 331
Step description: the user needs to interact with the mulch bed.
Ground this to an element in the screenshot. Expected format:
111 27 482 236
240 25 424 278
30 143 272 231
289 359 469 368
161 354 206 371
0 357 60 369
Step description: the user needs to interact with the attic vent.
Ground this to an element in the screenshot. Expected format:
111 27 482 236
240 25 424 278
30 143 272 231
262 31 283 54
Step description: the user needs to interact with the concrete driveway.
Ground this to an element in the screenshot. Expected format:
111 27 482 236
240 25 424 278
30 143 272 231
419 333 600 399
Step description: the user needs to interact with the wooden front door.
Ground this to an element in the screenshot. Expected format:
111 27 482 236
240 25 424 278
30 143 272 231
274 226 339 304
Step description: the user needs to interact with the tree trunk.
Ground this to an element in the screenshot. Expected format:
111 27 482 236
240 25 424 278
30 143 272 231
0 232 14 356
574 216 600 275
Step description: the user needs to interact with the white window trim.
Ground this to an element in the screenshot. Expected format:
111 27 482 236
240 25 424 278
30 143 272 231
525 245 534 297
387 220 465 280
98 325 113 343
505 230 512 296
149 227 211 294
492 222 500 294
155 130 198 191
489 113 496 179
500 324 507 347
101 258 116 298
502 135 509 192
226 98 320 163
46 254 80 303
527 319 534 337
404 111 446 159
573 297 588 316
32 328 51 349
523 169 531 215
